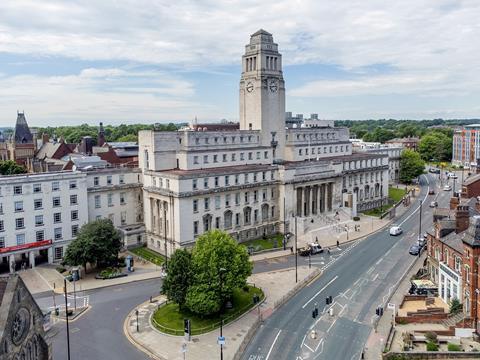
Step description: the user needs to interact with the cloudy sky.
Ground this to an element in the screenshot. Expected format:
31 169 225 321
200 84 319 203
1 0 480 126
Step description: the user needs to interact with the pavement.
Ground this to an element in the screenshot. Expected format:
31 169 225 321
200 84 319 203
125 266 319 360
240 173 445 360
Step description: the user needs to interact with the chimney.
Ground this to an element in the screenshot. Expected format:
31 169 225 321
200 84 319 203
450 195 460 210
456 205 470 233
42 133 50 144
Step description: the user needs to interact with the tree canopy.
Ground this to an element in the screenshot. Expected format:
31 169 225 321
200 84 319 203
399 149 425 184
0 160 27 175
162 230 252 316
63 219 122 271
418 131 452 162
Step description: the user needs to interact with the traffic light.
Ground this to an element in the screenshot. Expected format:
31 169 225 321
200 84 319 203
314 308 319 317
375 307 384 316
312 310 317 319
184 319 191 335
326 297 330 305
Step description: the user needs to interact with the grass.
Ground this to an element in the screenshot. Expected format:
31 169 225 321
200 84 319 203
362 187 408 217
240 234 284 252
388 187 407 202
130 246 165 266
363 204 392 217
152 285 264 335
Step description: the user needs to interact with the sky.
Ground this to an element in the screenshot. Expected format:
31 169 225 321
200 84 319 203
0 0 480 126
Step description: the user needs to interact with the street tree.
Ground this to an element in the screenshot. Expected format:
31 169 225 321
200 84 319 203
161 249 193 309
63 219 122 272
399 149 425 184
418 131 452 162
185 229 253 316
0 160 27 175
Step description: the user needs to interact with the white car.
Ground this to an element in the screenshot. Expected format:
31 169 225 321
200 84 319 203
389 226 403 236
443 185 452 191
448 173 458 179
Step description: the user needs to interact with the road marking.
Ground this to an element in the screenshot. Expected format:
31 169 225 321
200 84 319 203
265 330 282 360
301 334 307 347
399 177 429 227
304 343 315 352
302 275 338 309
371 273 379 282
366 266 374 275
314 338 324 352
375 257 383 265
327 318 337 332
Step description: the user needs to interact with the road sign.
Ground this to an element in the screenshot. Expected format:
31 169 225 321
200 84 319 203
217 336 225 346
387 303 395 310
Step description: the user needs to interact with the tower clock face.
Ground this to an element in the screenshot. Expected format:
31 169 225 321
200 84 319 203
246 82 254 93
268 79 278 93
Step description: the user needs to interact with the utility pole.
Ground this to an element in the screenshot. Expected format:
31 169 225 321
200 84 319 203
295 215 298 283
64 278 71 360
283 197 286 250
418 200 422 240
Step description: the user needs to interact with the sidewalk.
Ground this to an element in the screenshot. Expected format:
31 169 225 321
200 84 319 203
125 266 319 360
364 253 426 359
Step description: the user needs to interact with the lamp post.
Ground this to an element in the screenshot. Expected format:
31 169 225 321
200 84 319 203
136 309 139 332
283 197 287 250
295 214 298 283
219 267 227 360
64 278 71 360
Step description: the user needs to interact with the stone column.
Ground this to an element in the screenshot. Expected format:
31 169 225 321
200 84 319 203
9 254 15 273
296 187 303 216
313 185 318 214
328 183 333 211
304 187 310 216
320 184 326 213
48 247 54 264
29 251 35 269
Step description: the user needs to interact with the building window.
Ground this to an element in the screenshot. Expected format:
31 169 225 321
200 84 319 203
35 215 43 226
194 156 199 164
193 200 198 212
0 237 4 248
254 209 258 222
120 193 126 204
14 201 23 212
107 176 112 185
215 217 220 229
15 218 24 229
94 177 99 186
455 256 462 273
33 183 42 193
264 151 268 159
53 213 62 223
13 185 22 195
213 155 218 163
248 152 253 160
271 206 275 217
53 197 61 207
244 192 249 203
256 152 260 159
235 175 239 185
215 196 221 209
203 155 209 163
95 195 101 208
204 198 210 211
121 211 127 225
16 234 25 245
244 173 249 183
254 190 258 202
71 210 79 221
235 193 240 205
72 225 79 237
214 177 219 187
70 194 78 205
240 153 245 161
225 176 230 186
253 173 257 182
36 230 44 242
52 181 60 191
69 180 77 189
465 265 470 283
0 220 3 232
54 247 63 260
119 175 125 184
262 190 267 201
108 193 113 207
223 154 227 162
225 194 231 207
193 179 198 190
54 227 62 240
204 178 209 189
232 153 236 161
224 211 232 229
193 221 199 236
235 213 240 226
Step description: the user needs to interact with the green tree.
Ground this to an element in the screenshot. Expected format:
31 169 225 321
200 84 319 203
116 134 138 142
0 160 27 175
185 230 253 316
399 149 425 184
161 249 193 309
63 219 122 271
418 131 452 162
449 298 462 315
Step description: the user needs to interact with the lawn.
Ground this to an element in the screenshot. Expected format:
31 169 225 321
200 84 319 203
240 234 284 253
363 204 392 217
129 246 165 266
152 285 264 335
388 187 407 203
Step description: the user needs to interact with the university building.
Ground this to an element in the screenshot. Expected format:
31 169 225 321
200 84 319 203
139 30 389 256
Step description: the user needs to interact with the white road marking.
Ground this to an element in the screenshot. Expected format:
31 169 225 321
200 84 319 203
375 257 383 265
301 334 307 347
265 330 282 360
366 266 374 275
314 338 324 352
327 318 337 332
399 176 429 227
304 343 315 352
302 275 338 309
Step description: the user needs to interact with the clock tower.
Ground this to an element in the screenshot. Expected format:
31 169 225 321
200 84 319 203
239 30 285 159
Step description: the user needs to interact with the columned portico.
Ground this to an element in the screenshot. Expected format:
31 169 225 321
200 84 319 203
295 182 334 217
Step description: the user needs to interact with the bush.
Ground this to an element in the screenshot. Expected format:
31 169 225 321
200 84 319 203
56 266 66 274
353 216 360 221
426 341 439 351
425 331 438 343
449 298 463 315
447 343 461 351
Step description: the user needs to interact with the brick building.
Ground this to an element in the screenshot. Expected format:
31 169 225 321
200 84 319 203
427 197 480 333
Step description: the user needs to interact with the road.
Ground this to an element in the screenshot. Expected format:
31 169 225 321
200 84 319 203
241 173 450 360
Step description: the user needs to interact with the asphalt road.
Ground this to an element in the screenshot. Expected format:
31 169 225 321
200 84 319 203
241 173 450 360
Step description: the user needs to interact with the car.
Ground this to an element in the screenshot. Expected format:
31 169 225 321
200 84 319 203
429 201 438 208
298 243 323 256
448 172 458 179
389 226 403 236
443 185 452 191
428 189 435 195
429 168 440 174
417 237 426 248
409 244 421 255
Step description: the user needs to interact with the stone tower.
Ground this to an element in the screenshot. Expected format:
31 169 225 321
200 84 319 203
239 29 285 160
7 112 35 170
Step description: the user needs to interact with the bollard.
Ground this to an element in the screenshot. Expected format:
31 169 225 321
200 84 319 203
329 307 334 316
310 330 317 339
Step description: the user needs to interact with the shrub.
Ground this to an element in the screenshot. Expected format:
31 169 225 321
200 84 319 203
449 298 463 315
56 266 66 274
353 216 360 221
447 343 461 351
425 331 438 343
426 341 439 351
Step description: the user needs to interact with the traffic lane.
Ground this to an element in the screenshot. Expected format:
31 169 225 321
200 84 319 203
321 318 370 360
50 279 159 360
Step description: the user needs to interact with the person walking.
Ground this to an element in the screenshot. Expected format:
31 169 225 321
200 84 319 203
336 240 340 247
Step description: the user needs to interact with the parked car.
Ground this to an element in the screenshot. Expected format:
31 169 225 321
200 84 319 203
417 237 426 248
448 172 458 179
409 243 421 255
443 185 452 191
429 201 438 208
298 243 323 256
389 226 403 236
428 189 435 195
429 168 440 174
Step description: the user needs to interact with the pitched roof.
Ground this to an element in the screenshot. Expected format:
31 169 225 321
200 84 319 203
463 173 480 186
461 215 480 248
12 112 33 144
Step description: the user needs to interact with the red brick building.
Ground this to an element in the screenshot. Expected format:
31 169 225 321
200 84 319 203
385 137 420 151
427 198 480 333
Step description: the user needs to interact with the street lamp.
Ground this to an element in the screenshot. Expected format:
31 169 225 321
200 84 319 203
219 267 227 360
64 278 71 360
295 214 298 283
136 309 139 332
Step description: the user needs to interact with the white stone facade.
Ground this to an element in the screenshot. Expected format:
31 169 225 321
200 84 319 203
139 30 389 256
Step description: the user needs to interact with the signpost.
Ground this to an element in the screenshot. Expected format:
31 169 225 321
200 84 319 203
217 336 225 346
184 319 191 341
181 343 187 360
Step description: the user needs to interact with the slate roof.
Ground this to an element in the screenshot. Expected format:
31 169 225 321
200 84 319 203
461 215 480 248
252 29 272 37
440 230 464 253
12 112 33 144
463 173 480 186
